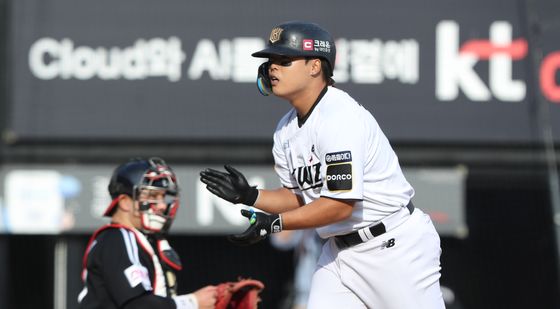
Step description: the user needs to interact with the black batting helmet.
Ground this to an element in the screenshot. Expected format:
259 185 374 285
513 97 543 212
252 21 336 75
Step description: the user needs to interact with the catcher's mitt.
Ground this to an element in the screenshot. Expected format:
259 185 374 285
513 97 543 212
215 278 265 309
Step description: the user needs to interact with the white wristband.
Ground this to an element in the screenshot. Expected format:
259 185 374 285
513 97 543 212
173 293 198 309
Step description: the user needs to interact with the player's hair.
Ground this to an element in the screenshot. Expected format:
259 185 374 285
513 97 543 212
305 58 335 86
322 60 335 86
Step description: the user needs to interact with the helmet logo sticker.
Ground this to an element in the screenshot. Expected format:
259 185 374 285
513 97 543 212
269 27 283 43
303 39 314 51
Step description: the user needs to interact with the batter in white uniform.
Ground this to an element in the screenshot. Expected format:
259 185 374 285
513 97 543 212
200 21 445 309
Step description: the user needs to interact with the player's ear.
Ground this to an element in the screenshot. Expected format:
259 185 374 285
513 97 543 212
117 194 134 212
310 58 322 77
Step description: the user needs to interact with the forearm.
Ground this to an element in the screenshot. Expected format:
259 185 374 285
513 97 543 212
227 196 353 246
280 197 354 230
254 187 303 214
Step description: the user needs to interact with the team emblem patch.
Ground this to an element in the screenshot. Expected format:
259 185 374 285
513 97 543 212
269 27 283 43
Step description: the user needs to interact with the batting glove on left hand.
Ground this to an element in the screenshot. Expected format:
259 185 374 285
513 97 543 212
228 209 282 246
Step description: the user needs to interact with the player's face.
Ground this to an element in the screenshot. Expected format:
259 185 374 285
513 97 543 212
137 188 169 215
268 56 316 99
133 187 178 233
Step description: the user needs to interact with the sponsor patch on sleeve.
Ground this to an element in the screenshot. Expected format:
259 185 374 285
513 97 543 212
325 151 352 164
326 163 352 191
124 264 151 289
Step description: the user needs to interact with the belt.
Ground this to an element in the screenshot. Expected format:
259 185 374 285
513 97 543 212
334 201 414 249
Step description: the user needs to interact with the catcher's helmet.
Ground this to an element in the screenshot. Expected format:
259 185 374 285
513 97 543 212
252 21 336 74
105 157 179 234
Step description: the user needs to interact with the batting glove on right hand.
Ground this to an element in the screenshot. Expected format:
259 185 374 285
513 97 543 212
228 209 282 246
199 165 259 206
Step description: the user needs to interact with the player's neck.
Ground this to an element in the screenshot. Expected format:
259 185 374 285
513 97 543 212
111 210 138 230
291 81 327 118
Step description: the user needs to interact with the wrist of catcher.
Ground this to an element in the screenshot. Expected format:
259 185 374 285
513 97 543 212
173 294 198 309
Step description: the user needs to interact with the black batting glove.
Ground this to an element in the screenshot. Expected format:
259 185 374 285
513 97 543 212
199 165 259 206
228 209 282 246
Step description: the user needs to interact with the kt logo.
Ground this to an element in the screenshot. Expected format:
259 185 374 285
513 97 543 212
436 20 527 102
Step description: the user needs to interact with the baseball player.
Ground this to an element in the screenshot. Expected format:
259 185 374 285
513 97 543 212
78 158 217 309
200 21 446 308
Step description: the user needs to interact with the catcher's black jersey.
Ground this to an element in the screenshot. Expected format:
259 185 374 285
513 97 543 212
78 225 181 309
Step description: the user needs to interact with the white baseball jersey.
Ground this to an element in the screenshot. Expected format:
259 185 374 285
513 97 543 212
273 86 445 309
272 86 414 238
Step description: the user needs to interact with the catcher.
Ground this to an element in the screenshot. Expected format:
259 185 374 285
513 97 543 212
78 157 264 309
78 158 217 309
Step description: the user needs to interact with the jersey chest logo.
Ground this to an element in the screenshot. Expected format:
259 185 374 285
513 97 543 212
292 162 322 190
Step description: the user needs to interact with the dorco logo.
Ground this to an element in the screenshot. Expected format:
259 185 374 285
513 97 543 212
326 174 352 181
436 20 527 102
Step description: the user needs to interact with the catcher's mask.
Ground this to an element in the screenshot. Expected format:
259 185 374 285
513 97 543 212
105 157 179 234
252 21 336 96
